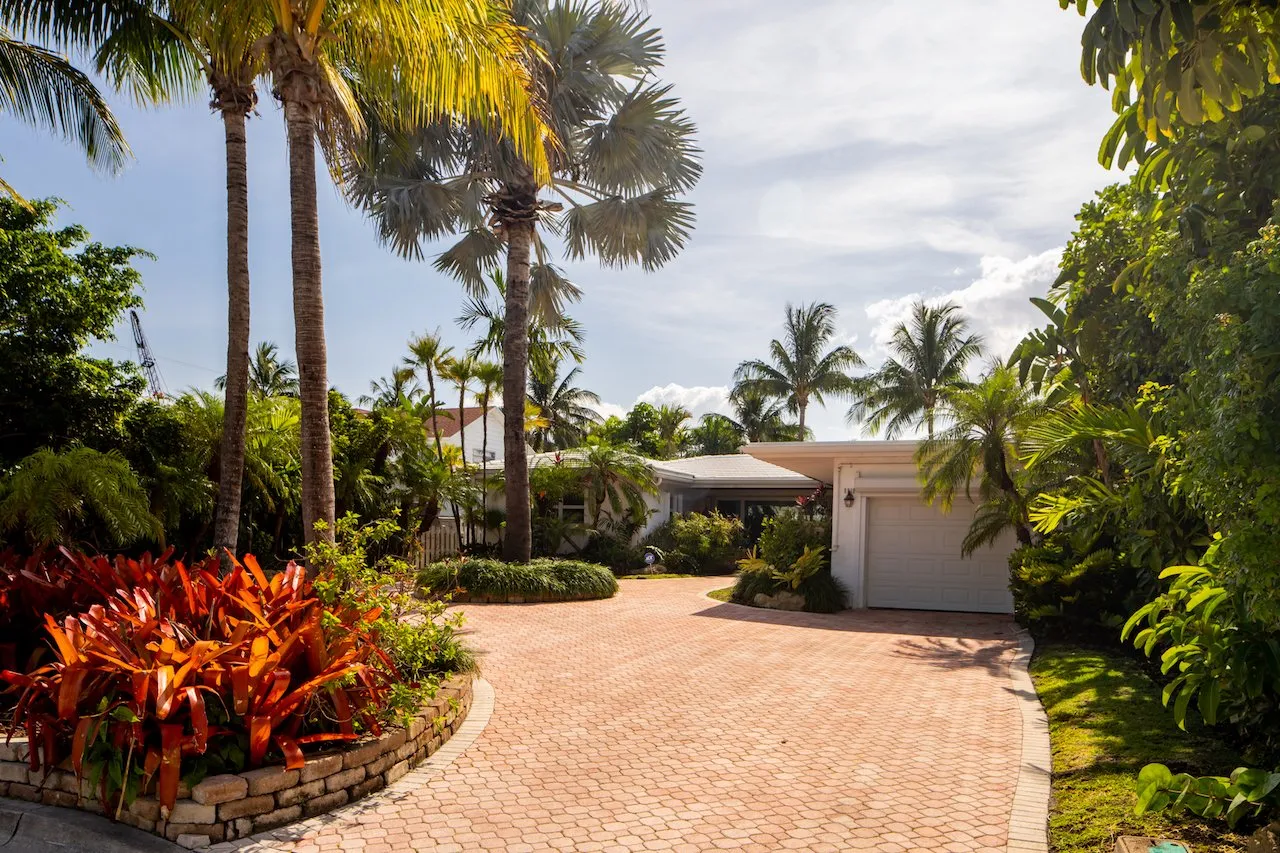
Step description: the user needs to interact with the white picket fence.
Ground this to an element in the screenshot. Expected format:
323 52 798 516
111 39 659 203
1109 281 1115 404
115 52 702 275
416 517 461 568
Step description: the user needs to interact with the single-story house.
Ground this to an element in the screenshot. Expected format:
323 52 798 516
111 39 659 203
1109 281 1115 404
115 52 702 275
476 451 820 543
743 441 1016 614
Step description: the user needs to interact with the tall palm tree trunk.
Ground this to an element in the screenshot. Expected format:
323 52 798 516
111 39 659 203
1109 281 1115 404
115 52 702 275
282 93 335 544
501 208 535 563
213 93 254 560
427 371 444 458
479 393 489 546
452 383 466 546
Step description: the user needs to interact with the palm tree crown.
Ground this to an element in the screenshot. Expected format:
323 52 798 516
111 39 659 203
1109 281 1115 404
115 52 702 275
527 362 601 451
851 300 983 438
733 302 862 438
916 363 1045 553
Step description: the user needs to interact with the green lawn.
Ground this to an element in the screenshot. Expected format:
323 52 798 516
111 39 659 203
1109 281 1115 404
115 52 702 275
1030 644 1247 853
706 586 733 602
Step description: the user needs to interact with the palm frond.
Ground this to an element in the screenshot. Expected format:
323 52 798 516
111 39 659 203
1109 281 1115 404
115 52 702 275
0 30 129 172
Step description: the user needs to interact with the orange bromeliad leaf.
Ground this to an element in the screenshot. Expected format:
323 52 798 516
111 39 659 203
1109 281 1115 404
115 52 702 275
242 554 269 590
274 734 306 770
247 715 271 766
157 724 183 811
44 615 81 664
154 665 176 719
185 687 208 753
248 635 269 679
56 666 87 719
71 717 93 776
230 666 251 716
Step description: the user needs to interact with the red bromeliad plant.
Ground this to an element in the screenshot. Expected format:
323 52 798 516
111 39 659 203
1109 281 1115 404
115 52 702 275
1 552 400 814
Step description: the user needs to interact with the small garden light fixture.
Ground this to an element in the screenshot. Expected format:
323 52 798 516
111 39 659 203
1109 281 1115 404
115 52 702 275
843 488 856 508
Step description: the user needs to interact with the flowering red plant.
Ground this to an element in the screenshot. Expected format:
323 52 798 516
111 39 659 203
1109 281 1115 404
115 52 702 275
2 552 399 813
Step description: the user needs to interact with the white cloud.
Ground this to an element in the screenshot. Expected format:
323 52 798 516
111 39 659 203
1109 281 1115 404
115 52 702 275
592 401 630 421
863 248 1062 365
636 384 732 418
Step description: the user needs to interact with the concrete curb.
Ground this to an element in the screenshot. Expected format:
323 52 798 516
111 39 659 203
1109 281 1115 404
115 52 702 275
1006 631 1052 852
209 677 496 851
0 797 181 851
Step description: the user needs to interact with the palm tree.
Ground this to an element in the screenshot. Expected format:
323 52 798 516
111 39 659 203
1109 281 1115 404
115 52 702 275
734 302 862 438
457 269 585 375
440 354 478 541
576 439 657 530
473 360 503 545
404 331 453 459
688 413 744 456
916 364 1046 552
361 366 422 409
850 301 984 439
253 0 550 545
0 20 129 198
527 362 601 451
729 387 795 443
344 0 700 562
218 342 300 398
653 405 691 459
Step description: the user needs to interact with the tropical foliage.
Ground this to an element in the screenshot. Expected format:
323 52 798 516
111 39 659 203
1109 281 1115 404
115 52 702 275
0 517 469 814
345 0 700 561
733 302 861 437
642 511 743 576
851 300 983 438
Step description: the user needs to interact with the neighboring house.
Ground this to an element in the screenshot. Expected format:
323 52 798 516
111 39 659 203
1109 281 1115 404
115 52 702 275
478 451 820 544
434 406 505 464
642 454 820 540
743 441 1017 614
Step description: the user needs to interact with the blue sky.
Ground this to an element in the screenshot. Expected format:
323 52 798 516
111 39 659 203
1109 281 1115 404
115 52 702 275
1 0 1121 440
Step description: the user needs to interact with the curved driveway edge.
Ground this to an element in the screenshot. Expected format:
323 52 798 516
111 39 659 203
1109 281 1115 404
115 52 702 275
207 679 496 852
1005 633 1051 852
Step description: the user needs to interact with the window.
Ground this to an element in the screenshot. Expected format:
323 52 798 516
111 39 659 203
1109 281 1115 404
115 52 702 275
472 448 497 463
559 493 586 524
715 499 742 518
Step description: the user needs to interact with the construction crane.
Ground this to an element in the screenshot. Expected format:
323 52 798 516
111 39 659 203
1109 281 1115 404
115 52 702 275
129 309 167 399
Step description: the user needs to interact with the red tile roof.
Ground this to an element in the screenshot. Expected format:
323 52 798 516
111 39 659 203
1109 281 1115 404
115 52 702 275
432 407 488 438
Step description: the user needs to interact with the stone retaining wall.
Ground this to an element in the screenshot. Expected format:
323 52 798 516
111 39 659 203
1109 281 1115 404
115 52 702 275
0 675 473 849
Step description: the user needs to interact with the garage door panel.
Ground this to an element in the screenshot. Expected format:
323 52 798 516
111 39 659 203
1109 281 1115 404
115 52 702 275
866 496 1014 613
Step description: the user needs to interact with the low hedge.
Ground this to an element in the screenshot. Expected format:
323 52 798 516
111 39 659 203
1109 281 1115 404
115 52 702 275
419 557 618 602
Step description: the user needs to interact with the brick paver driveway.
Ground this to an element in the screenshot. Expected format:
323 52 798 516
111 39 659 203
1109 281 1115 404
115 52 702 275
267 578 1023 852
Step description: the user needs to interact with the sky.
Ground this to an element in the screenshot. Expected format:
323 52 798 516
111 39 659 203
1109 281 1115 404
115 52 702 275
0 0 1122 441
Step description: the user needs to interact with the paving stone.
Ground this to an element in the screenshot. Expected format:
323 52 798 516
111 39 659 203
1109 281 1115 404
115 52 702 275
298 753 342 784
218 794 275 821
212 578 1026 852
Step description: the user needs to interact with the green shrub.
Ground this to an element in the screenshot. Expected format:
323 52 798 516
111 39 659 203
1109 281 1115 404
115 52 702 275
643 511 744 575
1008 530 1154 641
730 544 846 614
757 509 830 571
580 519 646 573
419 557 618 602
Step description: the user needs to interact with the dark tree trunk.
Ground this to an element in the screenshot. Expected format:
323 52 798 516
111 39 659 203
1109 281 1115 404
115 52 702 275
283 94 335 545
453 383 465 546
501 215 535 563
213 93 254 564
478 393 489 546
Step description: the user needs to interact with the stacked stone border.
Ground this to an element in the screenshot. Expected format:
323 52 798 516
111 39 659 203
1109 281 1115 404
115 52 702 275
0 674 473 850
208 677 496 851
1006 631 1051 852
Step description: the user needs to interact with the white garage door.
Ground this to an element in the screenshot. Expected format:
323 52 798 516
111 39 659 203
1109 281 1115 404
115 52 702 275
865 496 1014 613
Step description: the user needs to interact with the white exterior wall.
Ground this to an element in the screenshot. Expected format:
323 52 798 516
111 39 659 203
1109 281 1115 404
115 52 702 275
746 442 1018 614
440 410 504 464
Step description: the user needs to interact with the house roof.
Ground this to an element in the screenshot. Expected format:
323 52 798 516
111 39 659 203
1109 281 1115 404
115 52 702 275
433 407 491 439
744 440 920 481
504 450 818 490
648 454 819 488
